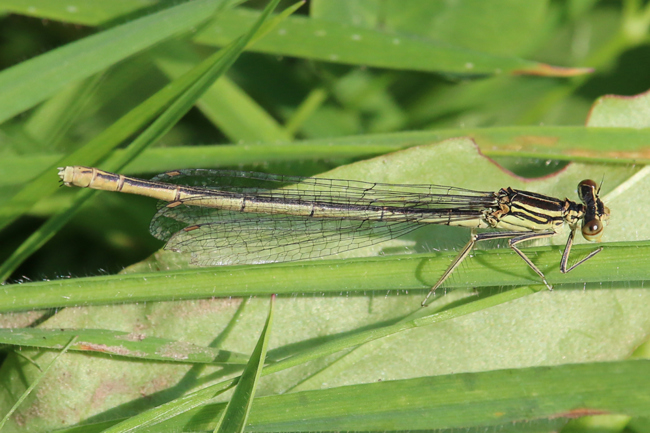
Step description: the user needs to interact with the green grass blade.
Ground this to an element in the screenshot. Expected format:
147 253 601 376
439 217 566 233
93 356 646 432
0 328 249 365
103 361 649 431
220 360 650 431
0 240 646 312
6 125 650 189
100 379 238 433
284 88 328 136
215 295 274 433
0 0 159 26
194 8 591 76
0 51 219 230
1 2 587 77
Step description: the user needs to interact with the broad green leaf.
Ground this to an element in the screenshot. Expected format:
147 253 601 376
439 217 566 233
585 90 650 287
587 90 650 128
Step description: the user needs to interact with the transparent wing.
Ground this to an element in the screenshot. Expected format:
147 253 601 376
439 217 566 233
148 169 497 266
151 169 496 209
156 209 424 266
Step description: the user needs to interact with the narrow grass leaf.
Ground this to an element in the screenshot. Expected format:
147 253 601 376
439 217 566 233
131 361 650 431
235 360 650 431
1 240 647 312
22 72 105 150
0 328 249 365
8 125 650 188
0 0 159 26
215 295 275 433
284 88 328 137
100 379 238 433
194 8 591 76
127 361 650 431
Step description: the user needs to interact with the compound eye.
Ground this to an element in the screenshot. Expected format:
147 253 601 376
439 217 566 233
578 179 598 202
579 179 597 189
582 219 603 241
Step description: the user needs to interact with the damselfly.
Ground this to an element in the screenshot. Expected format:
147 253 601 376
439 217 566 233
58 166 610 306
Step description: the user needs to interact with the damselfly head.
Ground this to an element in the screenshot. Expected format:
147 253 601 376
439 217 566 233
577 179 609 242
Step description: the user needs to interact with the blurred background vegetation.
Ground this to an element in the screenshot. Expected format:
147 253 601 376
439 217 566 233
0 0 649 280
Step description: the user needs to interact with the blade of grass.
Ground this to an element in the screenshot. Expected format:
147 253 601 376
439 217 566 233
83 359 650 432
202 360 650 431
0 328 249 365
0 1 158 26
6 125 650 188
194 8 591 77
2 1 587 77
215 295 274 433
284 88 329 137
0 240 647 312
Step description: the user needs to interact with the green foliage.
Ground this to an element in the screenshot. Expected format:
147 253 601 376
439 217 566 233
1 1 650 432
